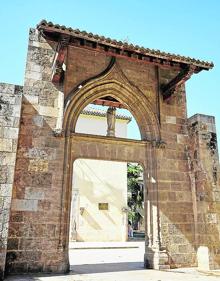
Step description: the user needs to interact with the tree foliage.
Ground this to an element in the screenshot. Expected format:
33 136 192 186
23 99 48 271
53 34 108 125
127 163 144 229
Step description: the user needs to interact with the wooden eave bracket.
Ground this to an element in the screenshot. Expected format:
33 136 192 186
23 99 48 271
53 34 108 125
52 35 70 84
161 65 197 100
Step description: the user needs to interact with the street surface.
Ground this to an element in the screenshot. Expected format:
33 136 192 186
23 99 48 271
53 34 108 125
5 242 220 281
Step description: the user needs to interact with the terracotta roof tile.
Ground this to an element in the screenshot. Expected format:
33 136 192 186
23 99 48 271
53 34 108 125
81 106 131 122
37 20 214 70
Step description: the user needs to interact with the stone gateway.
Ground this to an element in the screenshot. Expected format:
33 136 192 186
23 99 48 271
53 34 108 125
0 20 219 280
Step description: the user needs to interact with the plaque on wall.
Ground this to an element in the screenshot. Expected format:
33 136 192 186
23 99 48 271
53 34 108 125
98 203 109 210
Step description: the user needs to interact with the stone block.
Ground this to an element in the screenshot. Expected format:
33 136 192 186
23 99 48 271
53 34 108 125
0 83 15 94
0 139 12 152
32 115 44 127
38 105 58 118
178 245 188 253
11 199 38 212
25 187 45 200
10 212 23 223
0 116 14 127
3 127 19 139
25 71 42 81
15 95 22 105
0 166 14 184
206 213 217 223
8 261 28 273
12 104 21 117
13 117 20 127
24 147 56 160
29 28 39 42
177 134 188 144
0 196 4 208
166 116 176 124
0 184 12 197
28 159 48 172
29 64 42 73
12 139 18 152
30 40 53 50
213 191 220 202
23 94 39 105
6 238 19 250
0 94 15 104
32 172 53 188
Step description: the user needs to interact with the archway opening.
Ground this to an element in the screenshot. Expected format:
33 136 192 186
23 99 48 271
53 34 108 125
75 102 141 140
62 80 160 272
69 158 145 274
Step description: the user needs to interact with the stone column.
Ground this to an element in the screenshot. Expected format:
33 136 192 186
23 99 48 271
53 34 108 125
144 144 169 270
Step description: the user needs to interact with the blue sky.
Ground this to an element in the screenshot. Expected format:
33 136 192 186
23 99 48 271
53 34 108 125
0 1 219 150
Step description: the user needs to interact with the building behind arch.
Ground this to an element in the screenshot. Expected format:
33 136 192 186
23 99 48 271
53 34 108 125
70 106 131 242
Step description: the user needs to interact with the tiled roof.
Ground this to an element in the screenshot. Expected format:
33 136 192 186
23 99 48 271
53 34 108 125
81 106 132 122
37 20 213 70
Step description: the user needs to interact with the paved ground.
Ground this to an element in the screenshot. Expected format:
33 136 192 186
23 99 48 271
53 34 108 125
5 242 220 281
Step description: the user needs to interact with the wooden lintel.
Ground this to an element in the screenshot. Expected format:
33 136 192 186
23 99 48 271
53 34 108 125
91 98 126 109
161 65 196 99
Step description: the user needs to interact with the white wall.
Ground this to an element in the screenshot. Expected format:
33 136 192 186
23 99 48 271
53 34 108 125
75 113 128 138
71 159 127 242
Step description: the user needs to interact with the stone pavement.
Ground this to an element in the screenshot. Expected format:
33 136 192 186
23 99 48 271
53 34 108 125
5 242 220 281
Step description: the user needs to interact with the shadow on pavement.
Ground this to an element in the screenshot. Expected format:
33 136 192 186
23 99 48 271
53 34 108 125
4 262 146 280
70 261 145 274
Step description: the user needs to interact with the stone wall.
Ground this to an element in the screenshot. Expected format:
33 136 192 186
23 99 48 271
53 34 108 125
188 114 220 270
0 83 22 280
156 71 197 268
6 29 67 274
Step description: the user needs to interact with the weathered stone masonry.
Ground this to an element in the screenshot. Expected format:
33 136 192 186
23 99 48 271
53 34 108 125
0 20 219 279
0 84 22 279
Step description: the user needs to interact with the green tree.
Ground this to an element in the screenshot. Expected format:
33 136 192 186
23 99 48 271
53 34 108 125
127 163 144 229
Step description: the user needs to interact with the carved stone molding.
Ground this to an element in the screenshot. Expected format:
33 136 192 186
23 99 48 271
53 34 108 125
152 139 166 149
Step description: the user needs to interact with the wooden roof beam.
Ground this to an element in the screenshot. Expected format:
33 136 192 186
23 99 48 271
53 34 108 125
52 34 70 84
91 98 126 109
161 65 196 100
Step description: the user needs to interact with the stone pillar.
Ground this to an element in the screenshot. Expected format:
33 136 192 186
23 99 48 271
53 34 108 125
0 83 22 280
144 144 169 270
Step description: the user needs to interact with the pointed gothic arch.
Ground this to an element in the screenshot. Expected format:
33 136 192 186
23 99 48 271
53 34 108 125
63 59 161 142
57 66 163 271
